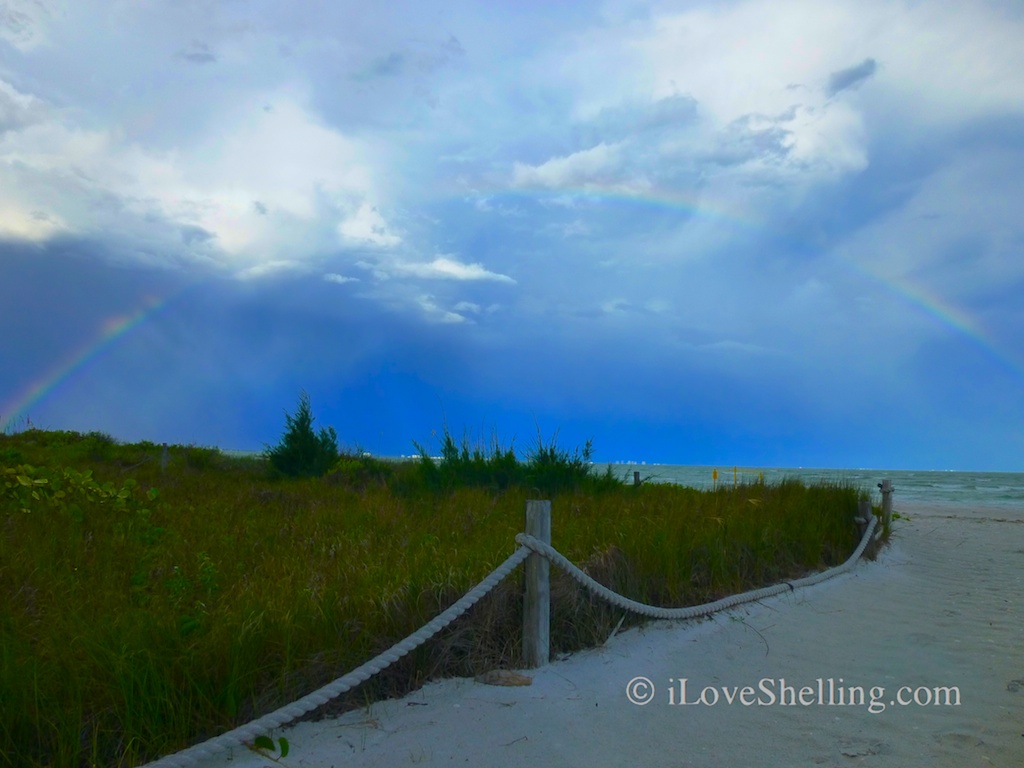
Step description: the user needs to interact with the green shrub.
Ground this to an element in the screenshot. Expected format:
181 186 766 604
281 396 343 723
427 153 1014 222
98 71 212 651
182 445 221 471
324 454 395 489
411 426 620 495
263 391 339 478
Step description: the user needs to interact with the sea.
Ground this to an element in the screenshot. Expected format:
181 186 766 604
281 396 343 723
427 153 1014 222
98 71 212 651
605 463 1024 517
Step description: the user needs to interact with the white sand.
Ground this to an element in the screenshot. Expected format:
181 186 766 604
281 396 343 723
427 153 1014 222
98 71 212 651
191 504 1023 767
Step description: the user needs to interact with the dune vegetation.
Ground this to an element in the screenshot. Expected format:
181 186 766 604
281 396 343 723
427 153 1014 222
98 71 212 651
1 398 875 767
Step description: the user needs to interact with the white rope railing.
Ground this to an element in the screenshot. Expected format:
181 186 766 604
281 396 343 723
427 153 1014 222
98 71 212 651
140 512 879 768
516 514 877 620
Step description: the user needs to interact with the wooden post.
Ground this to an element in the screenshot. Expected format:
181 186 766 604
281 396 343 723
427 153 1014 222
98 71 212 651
856 499 871 538
523 500 551 669
633 470 641 487
161 442 169 474
880 479 893 530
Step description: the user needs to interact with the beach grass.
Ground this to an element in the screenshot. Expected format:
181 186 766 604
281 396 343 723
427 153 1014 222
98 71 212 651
1 428 874 767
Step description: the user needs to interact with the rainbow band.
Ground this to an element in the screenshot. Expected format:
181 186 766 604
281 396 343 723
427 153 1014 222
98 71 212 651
2 294 173 432
3 185 1020 433
469 186 1023 377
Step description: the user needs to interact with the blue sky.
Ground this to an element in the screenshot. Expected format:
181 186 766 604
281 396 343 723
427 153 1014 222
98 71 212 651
1 0 1023 470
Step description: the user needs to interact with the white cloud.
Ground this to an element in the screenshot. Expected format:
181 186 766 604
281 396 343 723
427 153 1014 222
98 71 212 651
337 202 402 248
527 0 1024 203
601 298 632 315
417 295 467 324
234 259 303 280
396 256 515 284
781 101 867 176
0 203 65 240
324 273 359 285
868 1 1024 124
0 79 50 133
687 339 777 356
512 143 624 190
0 0 61 51
471 195 524 216
0 81 388 266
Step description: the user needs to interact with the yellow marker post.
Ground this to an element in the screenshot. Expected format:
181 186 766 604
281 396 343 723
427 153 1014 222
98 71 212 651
712 468 718 491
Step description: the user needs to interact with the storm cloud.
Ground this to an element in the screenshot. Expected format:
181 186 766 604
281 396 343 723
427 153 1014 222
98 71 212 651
2 0 1023 470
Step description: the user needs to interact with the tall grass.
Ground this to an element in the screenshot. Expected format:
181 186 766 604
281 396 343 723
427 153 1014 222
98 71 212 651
1 429 872 767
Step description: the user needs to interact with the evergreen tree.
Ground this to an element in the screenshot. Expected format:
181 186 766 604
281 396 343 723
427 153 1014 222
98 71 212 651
263 391 339 478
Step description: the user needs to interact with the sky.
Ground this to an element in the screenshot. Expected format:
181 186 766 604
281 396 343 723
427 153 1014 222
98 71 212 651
1 0 1023 471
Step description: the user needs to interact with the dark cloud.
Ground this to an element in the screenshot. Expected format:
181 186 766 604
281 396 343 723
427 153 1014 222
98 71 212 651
353 34 465 82
364 51 407 78
577 94 698 144
3 2 1023 469
702 111 793 167
0 82 48 134
180 225 214 245
0 4 35 44
827 58 878 97
441 34 464 58
176 40 217 64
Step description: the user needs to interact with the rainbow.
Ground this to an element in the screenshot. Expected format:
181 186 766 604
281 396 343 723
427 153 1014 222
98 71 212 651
466 183 761 232
3 182 1020 434
842 261 1024 378
1 293 176 432
466 183 1024 377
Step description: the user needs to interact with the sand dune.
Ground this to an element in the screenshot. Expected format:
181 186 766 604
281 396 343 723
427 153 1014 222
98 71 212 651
188 503 1023 767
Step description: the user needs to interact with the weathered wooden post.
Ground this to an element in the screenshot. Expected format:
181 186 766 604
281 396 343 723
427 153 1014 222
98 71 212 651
523 499 551 669
633 471 641 487
856 499 872 538
161 442 169 474
880 479 893 530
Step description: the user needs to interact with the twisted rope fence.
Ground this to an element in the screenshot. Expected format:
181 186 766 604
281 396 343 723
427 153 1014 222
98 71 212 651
140 495 884 768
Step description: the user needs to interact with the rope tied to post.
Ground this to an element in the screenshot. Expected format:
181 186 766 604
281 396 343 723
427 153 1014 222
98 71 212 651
514 515 877 621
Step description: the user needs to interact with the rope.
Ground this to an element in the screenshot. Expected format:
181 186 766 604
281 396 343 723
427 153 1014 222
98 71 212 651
514 515 878 620
139 546 531 768
140 515 879 768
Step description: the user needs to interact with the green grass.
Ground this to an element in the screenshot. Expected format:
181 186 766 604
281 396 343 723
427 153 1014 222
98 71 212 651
0 428 875 767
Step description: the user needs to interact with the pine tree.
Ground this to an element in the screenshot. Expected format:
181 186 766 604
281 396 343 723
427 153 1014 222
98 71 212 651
263 391 339 478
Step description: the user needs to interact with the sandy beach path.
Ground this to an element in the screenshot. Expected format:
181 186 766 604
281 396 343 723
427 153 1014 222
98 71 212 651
190 504 1022 767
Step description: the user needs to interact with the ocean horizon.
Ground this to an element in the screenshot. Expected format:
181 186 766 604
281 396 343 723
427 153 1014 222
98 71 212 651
219 449 1024 513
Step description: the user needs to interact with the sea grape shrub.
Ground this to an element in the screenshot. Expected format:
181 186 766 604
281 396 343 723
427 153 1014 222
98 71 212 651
1 464 159 537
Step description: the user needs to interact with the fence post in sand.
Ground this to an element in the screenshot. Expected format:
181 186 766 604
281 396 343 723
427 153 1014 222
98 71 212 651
634 471 641 487
880 479 893 530
523 500 551 668
856 499 872 538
